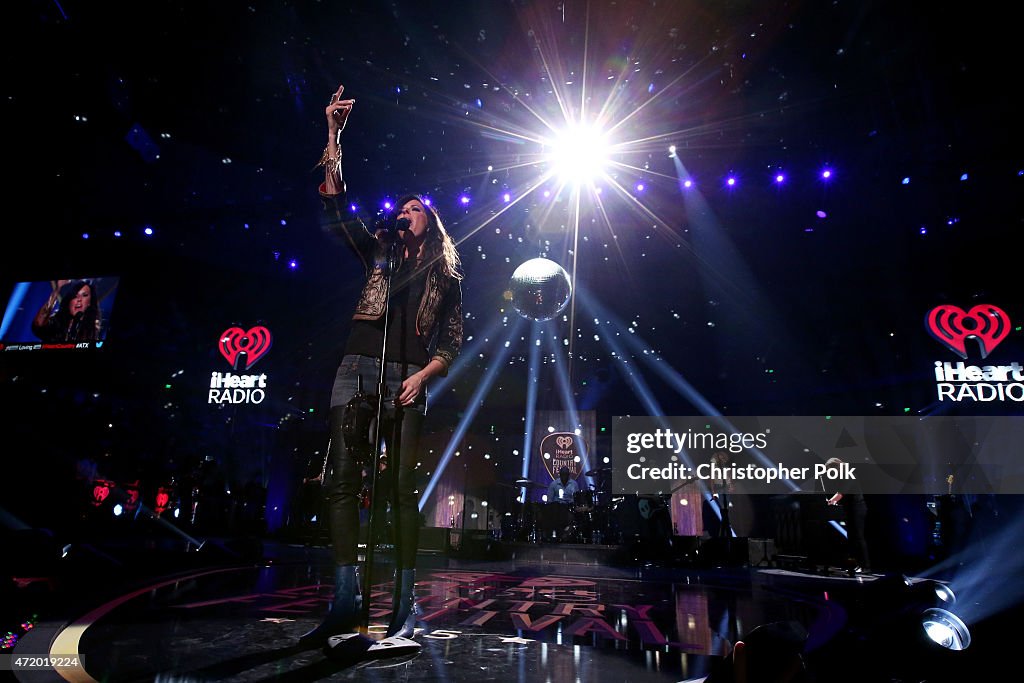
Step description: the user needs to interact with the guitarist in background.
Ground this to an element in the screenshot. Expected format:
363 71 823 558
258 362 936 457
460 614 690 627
826 457 870 573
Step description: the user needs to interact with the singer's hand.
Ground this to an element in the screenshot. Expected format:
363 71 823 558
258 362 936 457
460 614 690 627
326 84 355 134
397 373 425 406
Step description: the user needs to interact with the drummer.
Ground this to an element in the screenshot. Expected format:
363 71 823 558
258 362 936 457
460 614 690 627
546 466 579 505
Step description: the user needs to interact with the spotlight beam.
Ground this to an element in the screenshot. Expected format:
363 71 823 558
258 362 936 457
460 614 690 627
604 59 711 139
544 331 594 490
581 290 799 492
521 322 543 501
604 160 678 182
576 291 725 526
568 186 581 367
447 173 555 251
429 315 509 399
597 170 695 245
418 317 525 511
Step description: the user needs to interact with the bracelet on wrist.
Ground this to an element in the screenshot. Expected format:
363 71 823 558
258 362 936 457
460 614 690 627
316 146 341 177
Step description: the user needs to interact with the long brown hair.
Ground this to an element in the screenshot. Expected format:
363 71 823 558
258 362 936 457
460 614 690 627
398 194 462 281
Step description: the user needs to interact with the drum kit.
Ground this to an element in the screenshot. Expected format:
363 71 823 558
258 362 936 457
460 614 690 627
498 468 671 545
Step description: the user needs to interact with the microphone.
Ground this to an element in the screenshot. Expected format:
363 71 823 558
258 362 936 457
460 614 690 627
68 312 84 341
375 217 411 236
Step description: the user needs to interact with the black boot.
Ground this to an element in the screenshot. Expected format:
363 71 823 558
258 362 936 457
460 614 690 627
385 568 420 638
363 568 422 657
299 564 362 646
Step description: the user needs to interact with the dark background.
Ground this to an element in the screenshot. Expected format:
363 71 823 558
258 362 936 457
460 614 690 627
2 1 1022 545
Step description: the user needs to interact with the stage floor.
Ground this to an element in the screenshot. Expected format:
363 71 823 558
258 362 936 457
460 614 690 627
3 536 1013 682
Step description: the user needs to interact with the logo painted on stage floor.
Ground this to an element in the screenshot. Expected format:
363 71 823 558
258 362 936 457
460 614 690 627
169 569 771 655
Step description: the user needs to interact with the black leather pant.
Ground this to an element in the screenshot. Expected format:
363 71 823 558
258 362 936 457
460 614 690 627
325 355 425 568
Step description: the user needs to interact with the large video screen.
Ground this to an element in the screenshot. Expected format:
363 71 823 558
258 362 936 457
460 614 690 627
0 277 120 351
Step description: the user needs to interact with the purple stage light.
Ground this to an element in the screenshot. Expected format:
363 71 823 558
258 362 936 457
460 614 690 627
460 195 470 205
775 173 785 184
423 197 432 206
383 201 393 210
82 233 90 239
683 179 693 188
635 183 645 192
503 193 511 203
821 168 832 179
144 226 154 236
288 259 298 269
726 177 736 187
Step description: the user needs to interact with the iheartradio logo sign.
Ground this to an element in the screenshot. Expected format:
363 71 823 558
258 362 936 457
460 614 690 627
219 325 273 370
208 325 273 405
540 432 585 481
926 305 1010 360
926 304 1023 402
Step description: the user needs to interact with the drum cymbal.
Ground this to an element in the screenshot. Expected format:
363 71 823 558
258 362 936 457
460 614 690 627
584 467 611 476
514 478 546 489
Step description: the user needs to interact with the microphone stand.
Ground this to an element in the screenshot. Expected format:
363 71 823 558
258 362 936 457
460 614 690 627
360 229 402 629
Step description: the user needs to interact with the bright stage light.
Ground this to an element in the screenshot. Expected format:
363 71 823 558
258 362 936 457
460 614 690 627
908 579 957 608
545 123 610 184
921 608 971 651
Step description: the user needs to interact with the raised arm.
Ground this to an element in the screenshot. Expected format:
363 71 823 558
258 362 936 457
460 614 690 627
31 280 69 335
319 84 355 197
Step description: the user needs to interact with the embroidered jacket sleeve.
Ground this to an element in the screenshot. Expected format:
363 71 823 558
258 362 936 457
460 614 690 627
318 187 377 272
431 276 463 375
